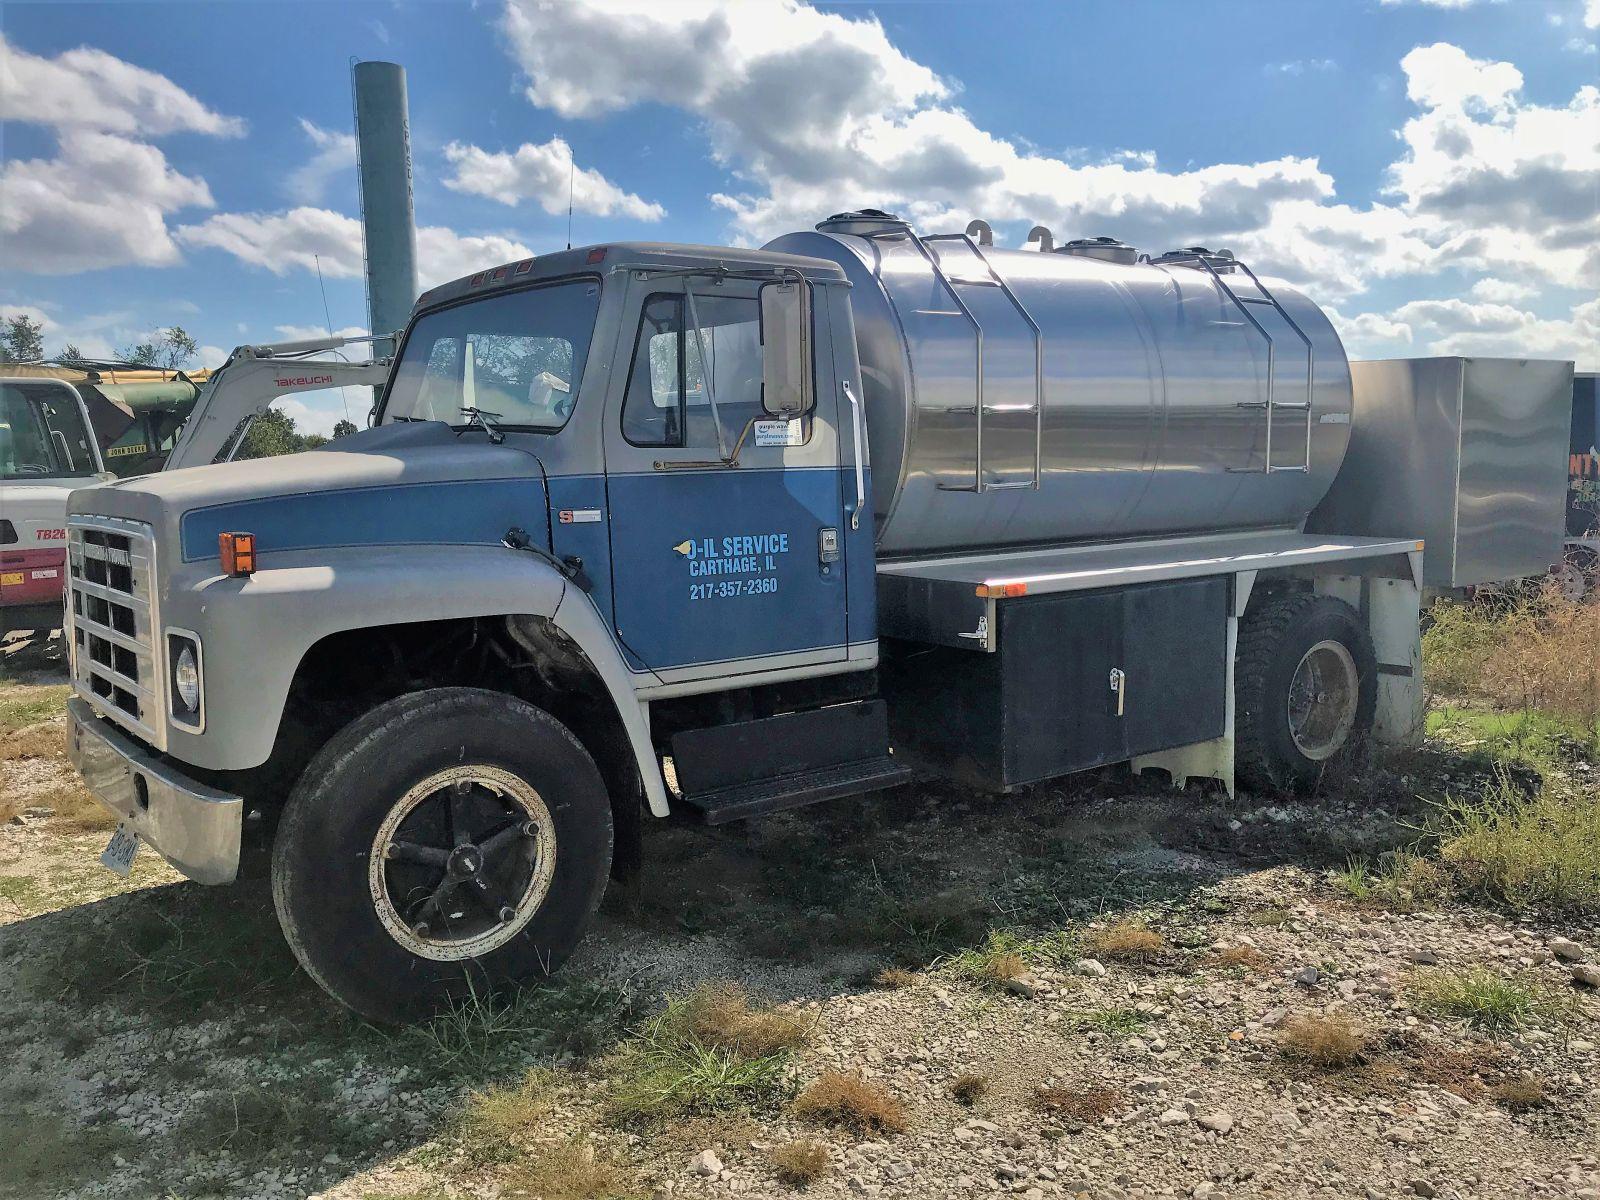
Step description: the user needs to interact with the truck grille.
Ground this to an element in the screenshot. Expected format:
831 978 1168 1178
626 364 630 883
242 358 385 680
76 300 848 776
67 516 165 749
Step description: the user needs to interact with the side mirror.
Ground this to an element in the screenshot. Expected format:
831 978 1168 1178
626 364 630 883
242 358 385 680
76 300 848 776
760 279 812 417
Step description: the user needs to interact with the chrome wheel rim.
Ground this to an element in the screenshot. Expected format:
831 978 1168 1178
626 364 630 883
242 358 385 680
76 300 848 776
368 765 556 961
1286 639 1360 760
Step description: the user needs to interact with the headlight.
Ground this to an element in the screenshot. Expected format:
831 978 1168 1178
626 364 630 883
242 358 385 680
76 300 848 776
174 645 200 712
167 631 203 726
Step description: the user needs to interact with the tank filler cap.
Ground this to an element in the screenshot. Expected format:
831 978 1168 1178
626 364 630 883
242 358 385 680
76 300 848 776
1154 245 1238 270
1056 236 1141 266
816 208 912 236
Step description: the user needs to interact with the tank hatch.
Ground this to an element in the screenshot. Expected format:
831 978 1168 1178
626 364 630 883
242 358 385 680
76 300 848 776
1055 236 1141 266
816 209 911 236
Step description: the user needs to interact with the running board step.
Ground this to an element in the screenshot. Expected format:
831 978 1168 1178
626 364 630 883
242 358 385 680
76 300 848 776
679 757 914 825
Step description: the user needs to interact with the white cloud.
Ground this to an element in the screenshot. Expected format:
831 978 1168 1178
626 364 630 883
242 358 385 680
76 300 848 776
442 138 665 220
1566 35 1598 54
0 34 241 275
1265 59 1338 76
1386 43 1600 290
286 119 358 204
1378 0 1500 7
1467 276 1535 303
1587 0 1600 28
0 33 245 137
1 131 214 272
1395 295 1600 367
272 324 371 344
175 206 533 289
275 394 353 440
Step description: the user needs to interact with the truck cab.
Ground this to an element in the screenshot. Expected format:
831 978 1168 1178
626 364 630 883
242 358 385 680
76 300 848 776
63 244 877 1020
2 377 105 635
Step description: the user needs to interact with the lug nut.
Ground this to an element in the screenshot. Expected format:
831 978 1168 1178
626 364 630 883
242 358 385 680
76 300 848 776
498 906 516 924
521 820 539 837
414 922 431 937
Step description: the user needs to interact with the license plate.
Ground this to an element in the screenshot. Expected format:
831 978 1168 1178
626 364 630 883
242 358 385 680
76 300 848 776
0 572 22 587
100 823 141 877
31 569 59 580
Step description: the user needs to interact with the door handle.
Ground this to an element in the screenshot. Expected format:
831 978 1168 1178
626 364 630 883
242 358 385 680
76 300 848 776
1109 667 1126 717
842 380 867 531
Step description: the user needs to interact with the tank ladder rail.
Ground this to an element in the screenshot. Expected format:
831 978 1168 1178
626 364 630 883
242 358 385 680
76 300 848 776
1157 252 1316 475
863 227 1044 493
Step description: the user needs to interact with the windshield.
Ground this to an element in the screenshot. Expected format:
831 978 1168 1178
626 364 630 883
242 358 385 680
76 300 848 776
381 278 602 429
0 382 98 481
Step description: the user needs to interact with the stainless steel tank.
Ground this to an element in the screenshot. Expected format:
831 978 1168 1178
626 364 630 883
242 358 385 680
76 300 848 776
765 212 1353 559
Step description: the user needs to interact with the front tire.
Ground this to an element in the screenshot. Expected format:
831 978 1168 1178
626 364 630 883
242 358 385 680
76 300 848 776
1235 593 1376 793
271 687 613 1022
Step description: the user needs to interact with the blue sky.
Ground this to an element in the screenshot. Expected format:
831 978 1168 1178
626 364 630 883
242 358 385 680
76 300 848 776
3 0 1596 436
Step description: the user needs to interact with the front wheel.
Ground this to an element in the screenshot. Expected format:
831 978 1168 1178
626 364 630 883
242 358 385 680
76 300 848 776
1235 593 1376 793
271 687 613 1022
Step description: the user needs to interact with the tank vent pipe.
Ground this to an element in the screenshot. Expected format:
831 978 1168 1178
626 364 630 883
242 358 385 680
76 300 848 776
965 219 994 246
1027 225 1054 252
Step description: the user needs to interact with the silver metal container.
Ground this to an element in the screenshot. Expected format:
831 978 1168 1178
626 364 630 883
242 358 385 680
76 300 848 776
767 214 1353 558
1308 357 1574 588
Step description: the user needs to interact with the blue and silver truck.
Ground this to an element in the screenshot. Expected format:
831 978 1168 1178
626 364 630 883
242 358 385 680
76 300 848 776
61 211 1571 1020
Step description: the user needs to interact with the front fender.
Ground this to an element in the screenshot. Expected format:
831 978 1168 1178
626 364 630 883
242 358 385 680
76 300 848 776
161 544 671 815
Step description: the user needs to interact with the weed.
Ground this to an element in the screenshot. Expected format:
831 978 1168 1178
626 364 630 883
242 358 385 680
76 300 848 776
1424 589 1600 746
873 967 918 990
792 1071 906 1136
179 1080 355 1161
1431 771 1600 915
1278 1015 1369 1069
1490 1075 1548 1111
1064 1006 1150 1035
1214 945 1271 973
949 1073 988 1105
1247 907 1294 928
608 985 804 1123
410 976 635 1079
770 1139 831 1187
0 1110 138 1196
447 1068 556 1167
1032 1083 1125 1121
1409 967 1552 1032
498 1136 641 1200
1082 920 1165 963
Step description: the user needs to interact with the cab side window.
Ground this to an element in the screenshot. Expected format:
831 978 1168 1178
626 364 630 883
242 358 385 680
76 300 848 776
622 292 765 449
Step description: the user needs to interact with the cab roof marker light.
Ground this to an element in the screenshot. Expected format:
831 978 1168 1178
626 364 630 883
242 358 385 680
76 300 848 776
219 531 256 578
514 259 534 275
975 582 1027 598
586 247 607 264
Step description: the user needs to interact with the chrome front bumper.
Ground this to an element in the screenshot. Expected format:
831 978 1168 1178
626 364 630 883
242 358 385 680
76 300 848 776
66 696 243 884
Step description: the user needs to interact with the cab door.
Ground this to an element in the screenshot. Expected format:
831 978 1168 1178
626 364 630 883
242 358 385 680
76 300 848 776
603 274 849 679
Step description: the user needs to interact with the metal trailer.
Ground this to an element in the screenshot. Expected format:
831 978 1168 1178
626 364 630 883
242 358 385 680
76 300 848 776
58 213 1570 1022
1557 372 1599 599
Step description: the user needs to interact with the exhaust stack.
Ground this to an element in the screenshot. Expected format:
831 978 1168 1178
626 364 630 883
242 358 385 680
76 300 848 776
353 61 418 354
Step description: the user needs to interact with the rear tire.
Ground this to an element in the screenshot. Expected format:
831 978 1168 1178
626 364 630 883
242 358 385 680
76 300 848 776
1235 593 1376 794
271 687 613 1023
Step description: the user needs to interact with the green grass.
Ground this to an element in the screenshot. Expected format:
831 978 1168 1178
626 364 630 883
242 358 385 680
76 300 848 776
405 976 636 1081
1426 707 1593 771
944 928 1076 985
177 1078 361 1162
1331 850 1447 911
0 685 69 735
1430 771 1600 915
1062 1006 1150 1036
1409 967 1556 1032
606 986 805 1123
0 1110 140 1198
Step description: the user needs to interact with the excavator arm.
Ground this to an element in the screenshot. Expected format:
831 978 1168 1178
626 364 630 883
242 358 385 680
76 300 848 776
163 336 391 473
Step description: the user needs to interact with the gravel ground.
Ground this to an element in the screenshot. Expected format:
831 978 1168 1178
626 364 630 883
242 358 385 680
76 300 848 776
1 630 1596 1200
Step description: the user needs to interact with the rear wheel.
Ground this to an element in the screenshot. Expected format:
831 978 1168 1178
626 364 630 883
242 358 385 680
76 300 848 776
1235 593 1376 793
271 687 612 1022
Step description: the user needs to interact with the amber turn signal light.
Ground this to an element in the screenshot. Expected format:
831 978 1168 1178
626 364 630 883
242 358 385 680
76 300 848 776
975 582 1027 598
219 531 256 577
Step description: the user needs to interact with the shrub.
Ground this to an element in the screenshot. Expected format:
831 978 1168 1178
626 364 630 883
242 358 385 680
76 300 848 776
499 1137 638 1200
448 1069 554 1166
949 1073 988 1105
1214 945 1271 973
873 967 918 990
792 1071 906 1135
771 1139 830 1187
1083 921 1166 963
1277 1015 1368 1069
1490 1075 1547 1111
1032 1083 1125 1121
